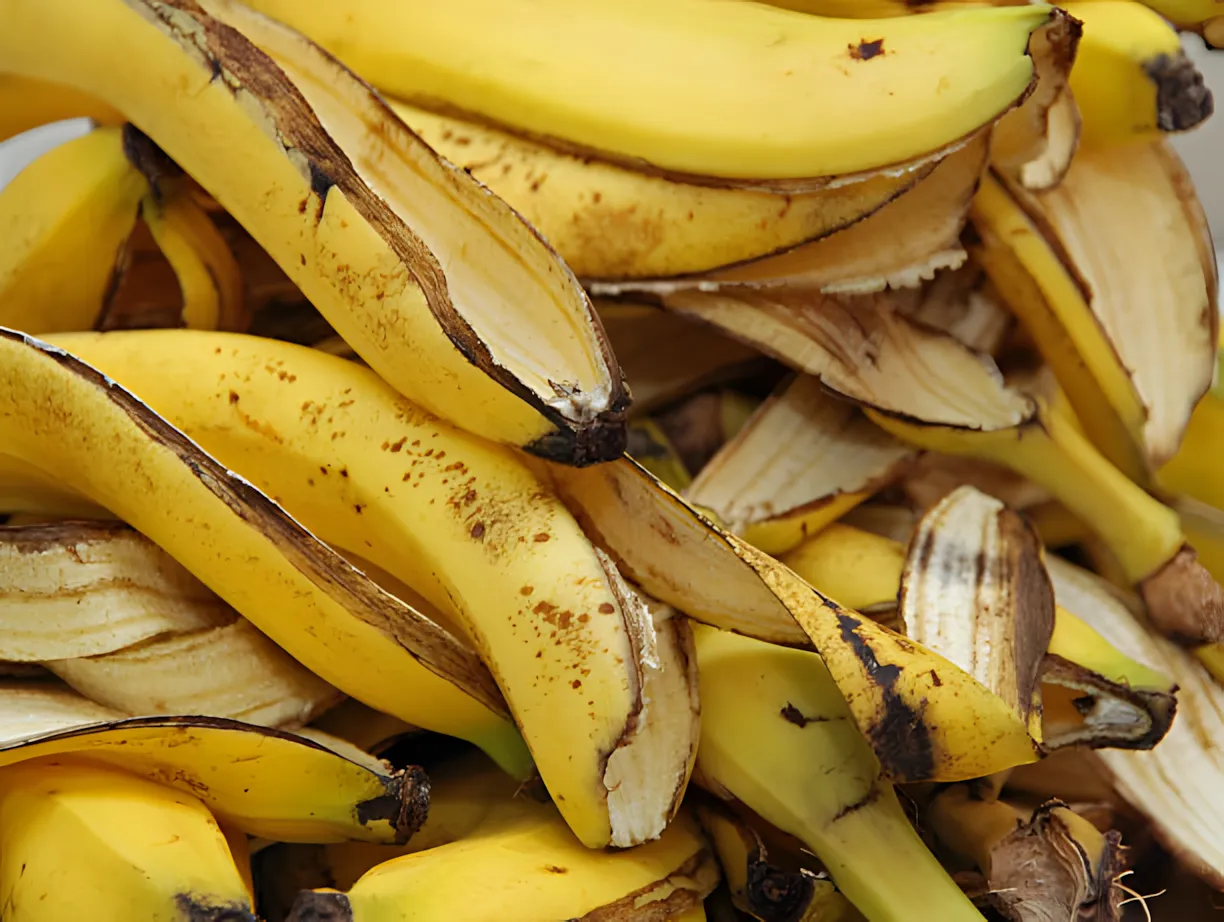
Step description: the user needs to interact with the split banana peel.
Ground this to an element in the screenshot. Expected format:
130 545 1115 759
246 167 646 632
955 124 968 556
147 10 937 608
0 0 629 464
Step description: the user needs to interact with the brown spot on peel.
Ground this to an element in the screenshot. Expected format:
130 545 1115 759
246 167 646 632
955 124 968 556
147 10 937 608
1146 52 1214 133
849 39 885 61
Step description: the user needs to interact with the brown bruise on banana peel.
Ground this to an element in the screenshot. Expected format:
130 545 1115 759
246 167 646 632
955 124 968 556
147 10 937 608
1040 653 1177 751
990 10 1080 190
4 331 508 716
134 0 628 466
174 895 257 922
1141 545 1224 646
0 715 424 843
1147 52 1215 133
983 800 1124 922
900 487 1054 728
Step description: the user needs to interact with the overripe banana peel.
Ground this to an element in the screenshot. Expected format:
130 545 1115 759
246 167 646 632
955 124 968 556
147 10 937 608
0 0 629 463
926 785 1125 921
548 457 1046 782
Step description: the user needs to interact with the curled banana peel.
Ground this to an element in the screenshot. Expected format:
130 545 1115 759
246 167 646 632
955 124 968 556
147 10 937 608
1046 556 1224 888
549 456 1047 781
696 801 864 922
0 680 426 844
283 807 719 922
784 518 1178 753
926 785 1126 922
970 142 1218 483
46 328 697 849
0 124 146 336
0 0 628 464
1062 1 1214 146
0 759 259 922
0 520 230 661
0 329 529 778
867 401 1224 646
138 169 249 333
245 0 1058 185
900 485 1055 747
686 376 914 555
693 623 985 922
593 132 988 301
0 73 124 143
594 302 765 416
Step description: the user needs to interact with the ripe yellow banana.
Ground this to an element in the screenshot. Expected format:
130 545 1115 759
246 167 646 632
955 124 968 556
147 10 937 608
140 176 248 333
925 786 1124 920
0 520 230 661
686 375 914 555
867 400 1224 646
0 329 527 778
0 73 124 143
783 518 1177 751
744 0 1026 16
1091 0 1224 31
284 807 719 922
46 618 343 728
0 759 257 922
0 124 145 336
0 0 628 464
693 622 986 922
243 0 1058 184
0 681 425 843
549 457 1043 781
696 802 863 922
971 144 1217 481
1159 386 1224 511
1062 1 1213 147
45 329 696 849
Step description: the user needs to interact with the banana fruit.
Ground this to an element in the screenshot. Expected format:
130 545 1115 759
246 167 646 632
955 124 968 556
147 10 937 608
0 680 426 843
0 73 123 144
0 329 527 778
45 328 697 848
0 0 627 463
693 622 985 921
0 124 145 336
283 807 719 922
0 759 258 922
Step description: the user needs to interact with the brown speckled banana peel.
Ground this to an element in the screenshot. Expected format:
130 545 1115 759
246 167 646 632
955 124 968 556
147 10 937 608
0 0 627 465
0 683 426 844
547 458 1043 782
0 329 529 781
45 329 695 849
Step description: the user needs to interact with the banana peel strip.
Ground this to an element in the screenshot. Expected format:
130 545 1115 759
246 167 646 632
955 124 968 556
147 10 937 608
1045 558 1224 885
1002 141 1219 471
590 133 988 299
0 330 508 718
641 287 1034 432
686 375 913 555
900 485 1055 743
0 520 233 661
546 457 1042 782
0 681 424 844
593 302 766 416
904 266 1013 355
927 786 1124 922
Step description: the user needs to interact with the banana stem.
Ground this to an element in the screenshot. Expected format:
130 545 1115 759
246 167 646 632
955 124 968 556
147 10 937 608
806 784 986 922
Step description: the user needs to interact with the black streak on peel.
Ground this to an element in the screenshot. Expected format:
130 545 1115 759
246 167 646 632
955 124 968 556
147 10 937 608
779 703 828 728
835 612 936 781
355 764 431 844
149 0 628 466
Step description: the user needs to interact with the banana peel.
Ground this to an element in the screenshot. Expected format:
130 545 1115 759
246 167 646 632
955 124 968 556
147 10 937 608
686 375 914 555
546 456 1045 782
